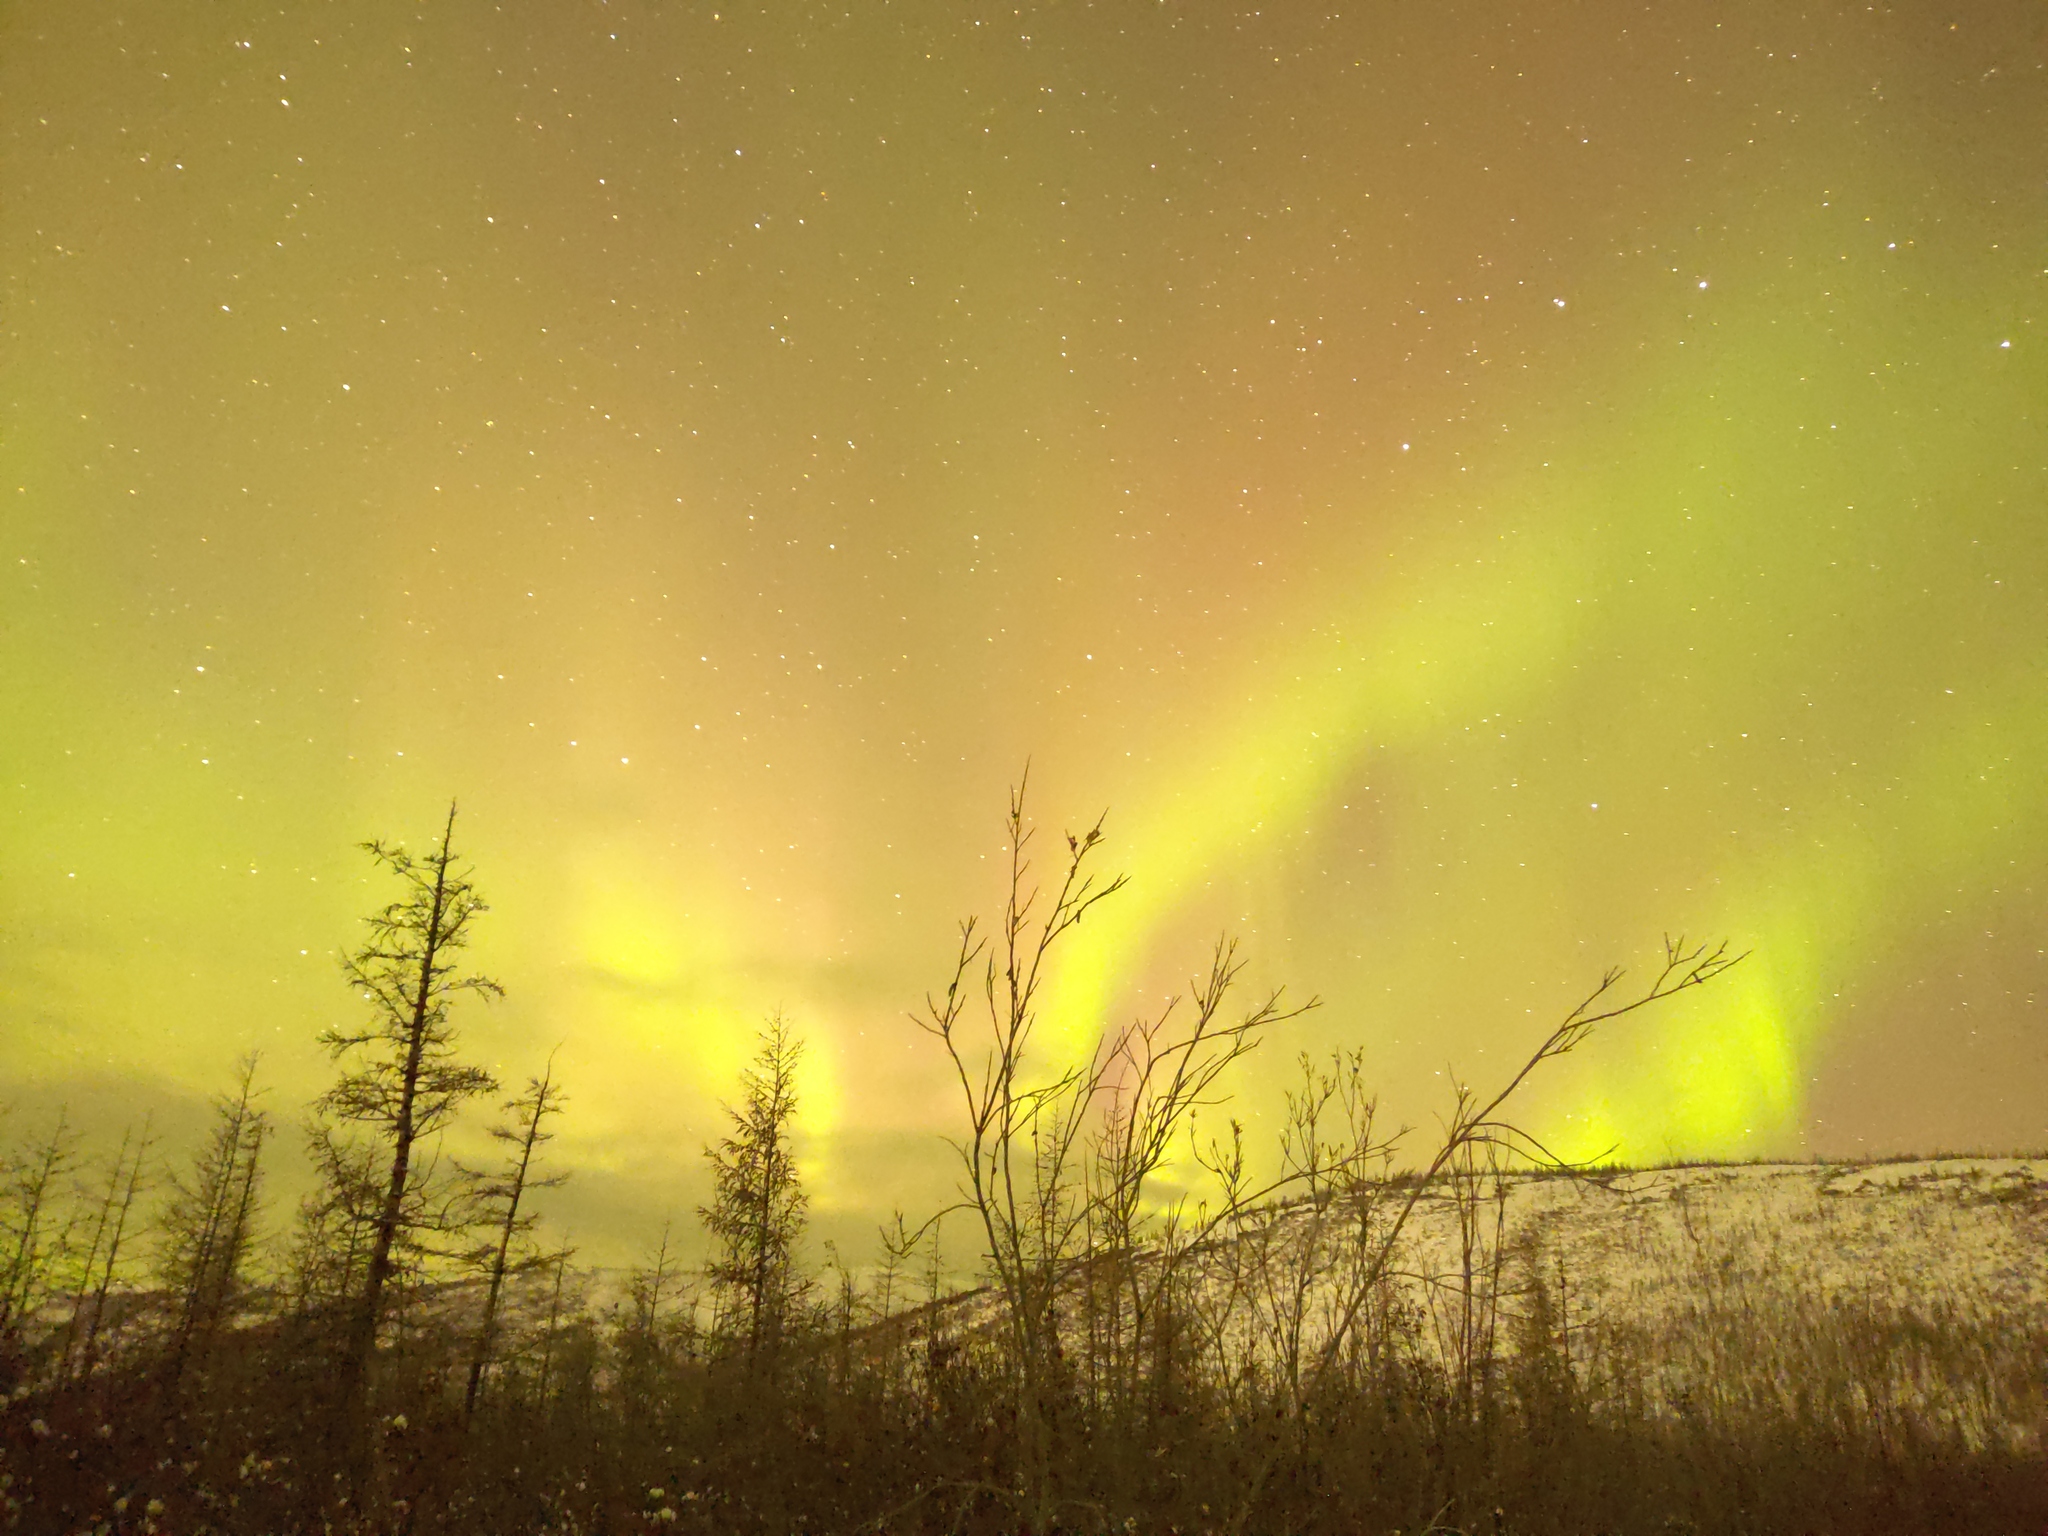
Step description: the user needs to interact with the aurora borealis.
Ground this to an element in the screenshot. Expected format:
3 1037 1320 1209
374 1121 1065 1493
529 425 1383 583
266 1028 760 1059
2 1 2043 1267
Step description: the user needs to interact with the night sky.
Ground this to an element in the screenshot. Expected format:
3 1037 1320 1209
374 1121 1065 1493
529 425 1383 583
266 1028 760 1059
3 2 2043 1266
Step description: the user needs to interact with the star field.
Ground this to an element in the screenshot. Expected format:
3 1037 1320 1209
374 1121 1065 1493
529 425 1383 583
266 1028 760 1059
2 1 2043 1261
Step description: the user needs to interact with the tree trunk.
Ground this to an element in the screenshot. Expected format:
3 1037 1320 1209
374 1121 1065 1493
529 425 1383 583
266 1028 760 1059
464 1064 557 1421
339 820 455 1465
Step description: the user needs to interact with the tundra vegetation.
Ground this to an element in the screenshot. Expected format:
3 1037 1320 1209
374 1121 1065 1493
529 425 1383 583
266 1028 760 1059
0 791 2042 1535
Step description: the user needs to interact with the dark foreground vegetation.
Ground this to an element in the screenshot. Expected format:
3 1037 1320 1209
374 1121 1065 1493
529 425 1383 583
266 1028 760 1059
2 791 2042 1535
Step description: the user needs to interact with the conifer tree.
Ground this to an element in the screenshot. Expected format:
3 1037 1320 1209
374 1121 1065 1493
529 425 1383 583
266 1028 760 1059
700 1013 810 1363
318 803 500 1453
283 1121 383 1321
617 1221 691 1411
460 1059 570 1419
158 1055 267 1384
0 1109 76 1363
66 1119 152 1382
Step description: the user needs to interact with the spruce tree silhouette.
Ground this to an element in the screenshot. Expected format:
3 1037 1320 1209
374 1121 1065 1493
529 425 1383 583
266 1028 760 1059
316 803 500 1482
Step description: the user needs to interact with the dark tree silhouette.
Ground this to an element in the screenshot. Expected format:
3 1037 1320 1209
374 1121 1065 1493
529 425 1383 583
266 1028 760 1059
158 1054 267 1386
700 1012 810 1365
317 803 500 1464
64 1118 152 1383
0 1109 75 1367
460 1058 570 1420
